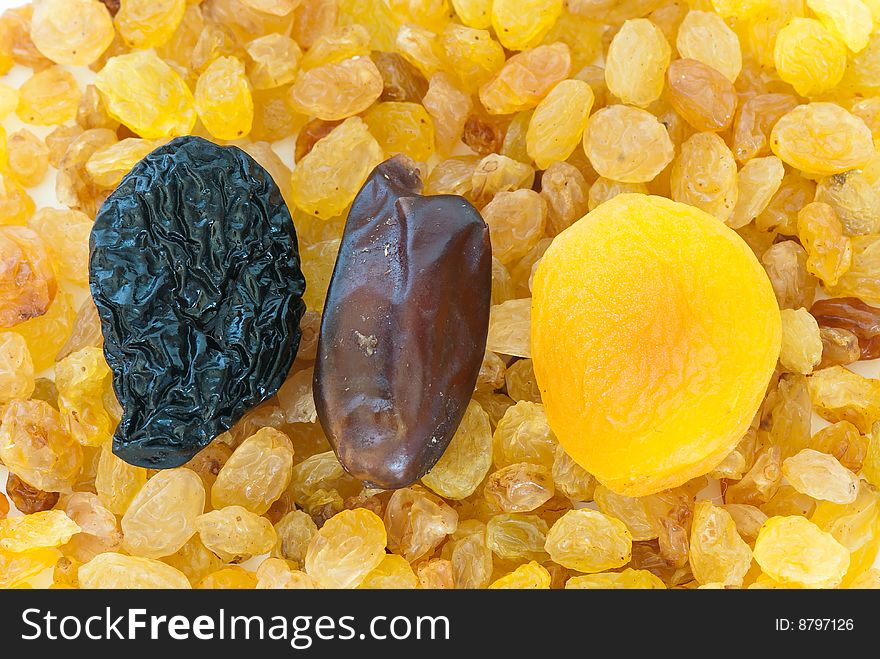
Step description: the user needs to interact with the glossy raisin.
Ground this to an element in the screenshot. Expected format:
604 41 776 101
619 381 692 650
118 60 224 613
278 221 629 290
810 298 880 361
90 136 306 468
5 472 59 514
372 51 428 103
314 155 491 489
665 58 737 133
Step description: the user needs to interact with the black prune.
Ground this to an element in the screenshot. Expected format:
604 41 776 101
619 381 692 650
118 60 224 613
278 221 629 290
90 136 306 469
314 155 492 489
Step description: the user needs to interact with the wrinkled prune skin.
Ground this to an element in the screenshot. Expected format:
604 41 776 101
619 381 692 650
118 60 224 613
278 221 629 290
90 136 305 469
314 155 492 489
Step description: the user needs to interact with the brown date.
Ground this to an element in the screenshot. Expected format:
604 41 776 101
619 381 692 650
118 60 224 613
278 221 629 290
314 155 492 489
810 297 880 361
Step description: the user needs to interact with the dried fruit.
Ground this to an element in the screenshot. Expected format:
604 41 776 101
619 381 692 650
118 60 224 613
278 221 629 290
815 170 880 237
671 132 738 223
373 51 428 103
245 33 301 90
486 512 548 561
122 468 205 559
541 161 589 236
532 194 780 496
676 10 741 82
54 347 113 447
0 399 82 492
358 553 418 589
566 568 666 589
194 56 254 140
422 72 472 154
688 501 753 586
481 190 546 266
273 510 317 564
492 400 555 470
115 0 185 49
666 58 737 133
79 552 190 589
807 366 880 433
604 18 670 108
733 94 798 164
85 139 161 190
314 156 490 488
730 156 784 229
811 298 880 361
416 558 455 589
828 235 880 305
6 129 49 188
782 449 859 504
796 203 853 290
451 525 494 588
484 463 555 513
761 241 818 311
95 444 147 515
479 43 571 115
196 505 276 562
300 25 371 70
774 18 846 97
17 66 81 125
806 0 872 53
491 0 562 51
212 428 294 514
0 174 35 227
471 153 534 206
724 445 783 506
551 445 596 501
0 510 79 552
5 473 58 514
30 0 115 66
422 400 493 500
583 105 674 184
779 308 822 375
304 508 386 588
770 103 875 178
363 101 435 162
385 487 458 562
526 80 593 170
544 509 632 573
291 117 383 219
0 0 876 592
96 50 195 138
288 57 383 121
0 331 34 403
753 515 850 588
198 566 258 589
91 137 305 468
0 227 56 330
441 23 504 93
818 327 862 369
488 560 551 588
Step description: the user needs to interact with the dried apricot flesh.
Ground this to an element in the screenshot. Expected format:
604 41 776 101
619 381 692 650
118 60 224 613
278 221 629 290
532 194 781 496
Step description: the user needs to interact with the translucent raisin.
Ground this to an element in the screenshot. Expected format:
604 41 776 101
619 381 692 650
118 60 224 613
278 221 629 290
604 18 670 108
479 42 571 115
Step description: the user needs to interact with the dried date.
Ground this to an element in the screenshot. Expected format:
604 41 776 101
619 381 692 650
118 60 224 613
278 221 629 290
314 155 492 489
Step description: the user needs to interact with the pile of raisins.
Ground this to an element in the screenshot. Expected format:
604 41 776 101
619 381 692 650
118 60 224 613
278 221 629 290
0 0 878 590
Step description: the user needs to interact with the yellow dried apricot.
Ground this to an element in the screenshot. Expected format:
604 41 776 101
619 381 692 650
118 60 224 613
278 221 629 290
532 194 781 496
